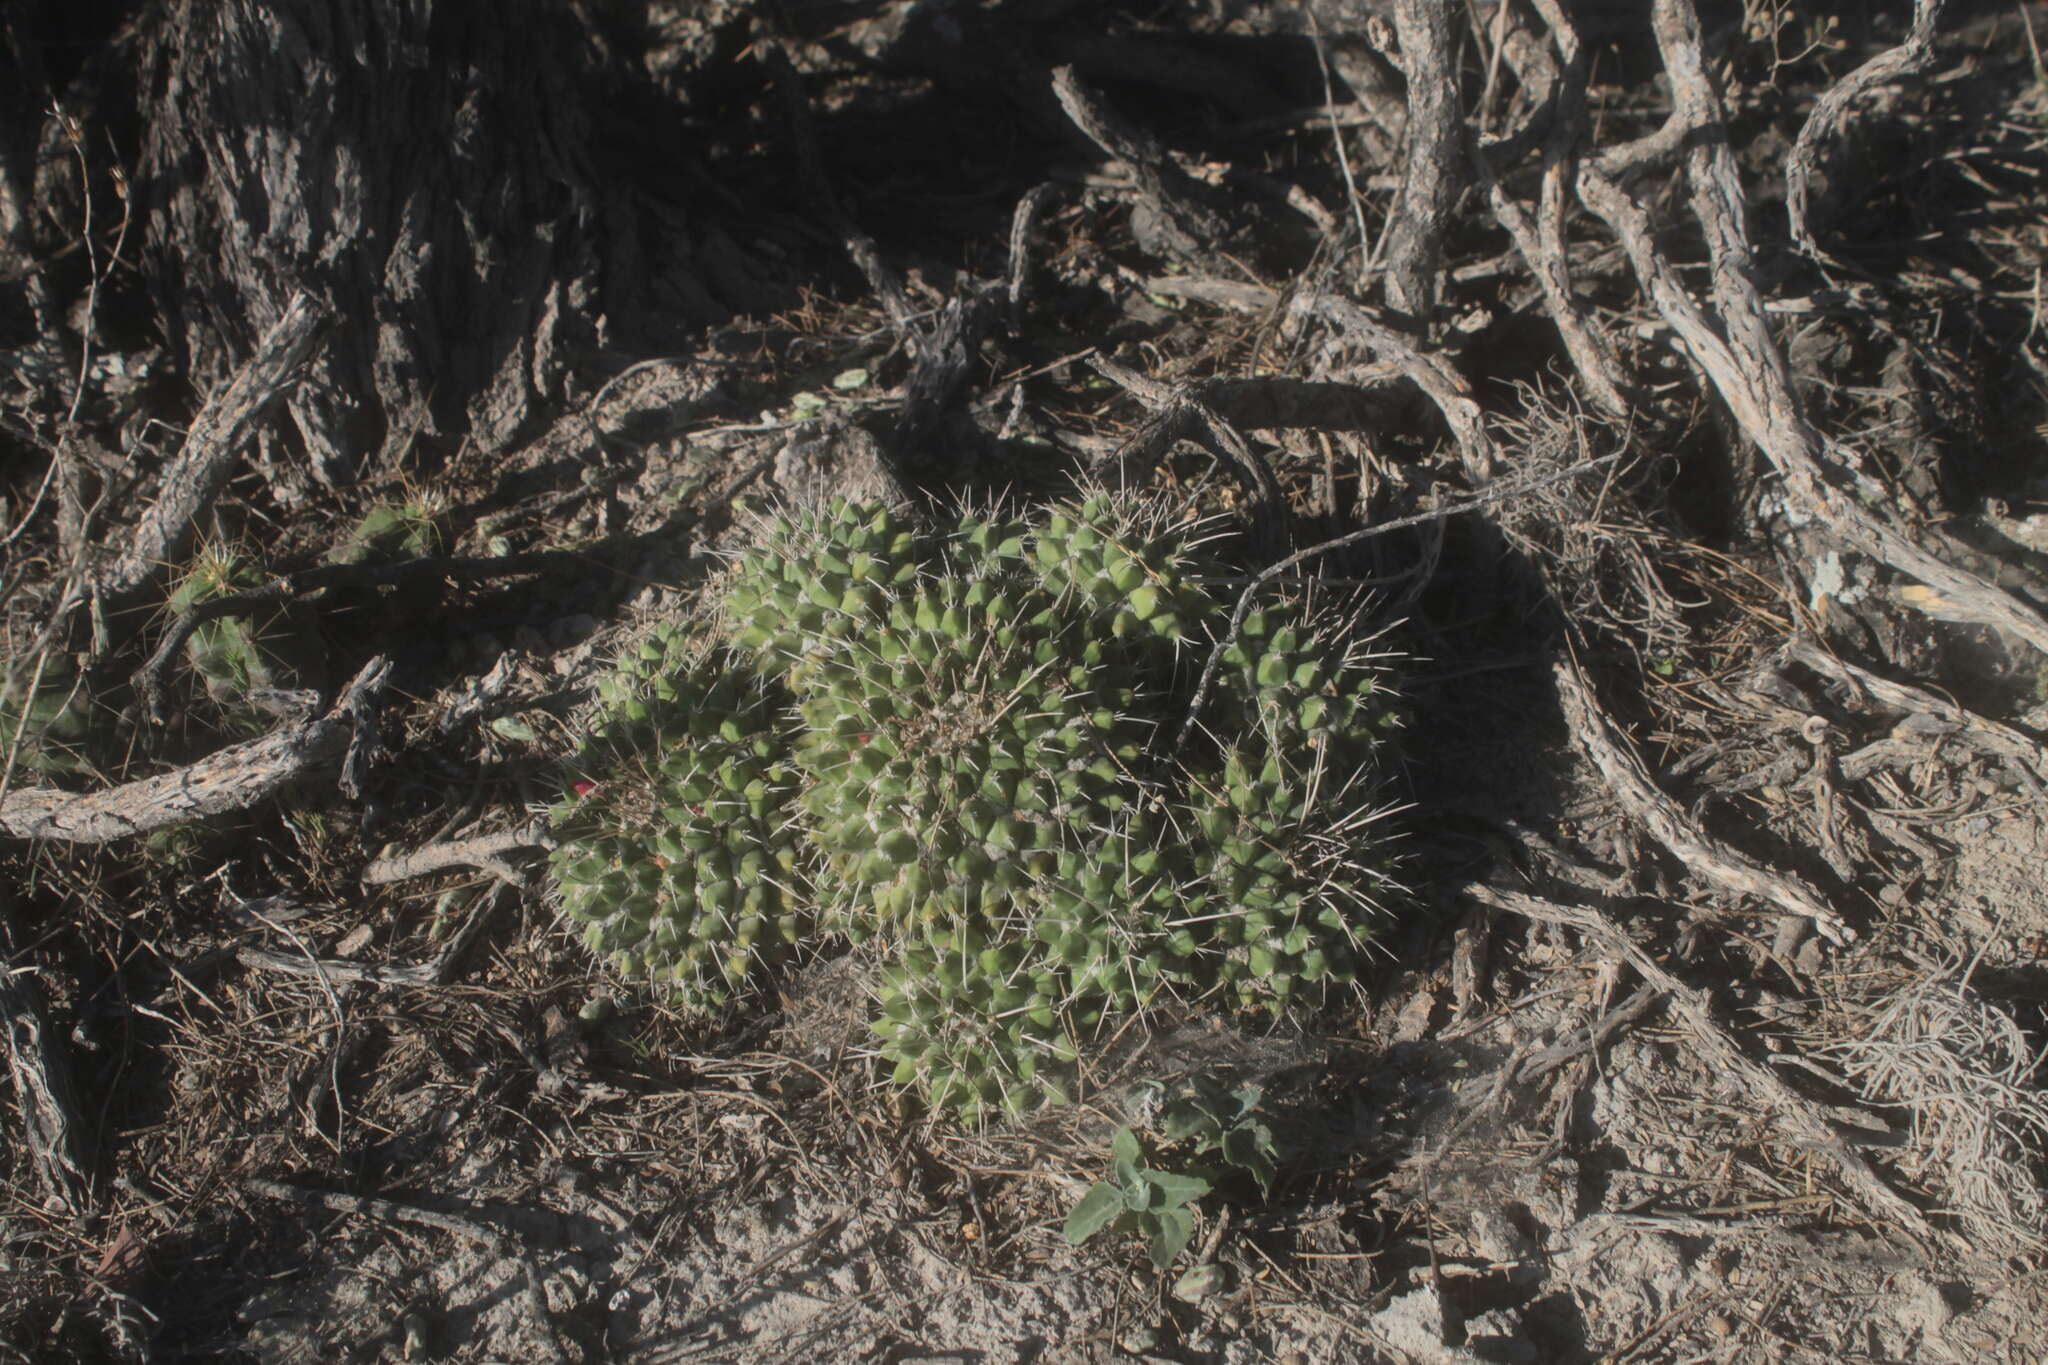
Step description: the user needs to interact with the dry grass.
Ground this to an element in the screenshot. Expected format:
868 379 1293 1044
1823 970 2048 1261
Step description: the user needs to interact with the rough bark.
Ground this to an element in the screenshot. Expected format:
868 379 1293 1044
102 292 325 600
1 656 388 841
1382 0 1461 326
135 0 696 482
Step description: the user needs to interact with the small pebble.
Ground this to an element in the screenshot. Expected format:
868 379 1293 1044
1118 1324 1160 1354
1708 1314 1735 1338
1173 1262 1235 1302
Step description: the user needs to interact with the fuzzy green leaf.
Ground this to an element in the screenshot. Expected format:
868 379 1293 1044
1147 1206 1196 1269
1141 1168 1210 1209
1062 1182 1127 1246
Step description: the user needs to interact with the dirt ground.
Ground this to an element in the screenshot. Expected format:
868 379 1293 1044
4 2 2048 1362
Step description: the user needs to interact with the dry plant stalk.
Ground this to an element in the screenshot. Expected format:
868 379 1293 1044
0 656 388 841
1575 0 2048 658
102 292 326 601
1554 654 1856 945
1822 975 2048 1261
1468 881 1943 1244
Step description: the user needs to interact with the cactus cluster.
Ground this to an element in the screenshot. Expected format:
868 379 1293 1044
549 624 812 1015
549 494 1402 1124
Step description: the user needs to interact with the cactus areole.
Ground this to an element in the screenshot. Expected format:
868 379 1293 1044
549 495 1402 1125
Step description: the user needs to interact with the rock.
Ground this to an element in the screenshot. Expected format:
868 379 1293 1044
1173 1262 1236 1302
1463 1307 1537 1364
771 415 910 511
1372 1287 1486 1364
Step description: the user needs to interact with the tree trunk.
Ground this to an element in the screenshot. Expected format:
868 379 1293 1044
136 0 708 486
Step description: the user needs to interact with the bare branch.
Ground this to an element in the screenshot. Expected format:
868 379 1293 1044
1568 0 2048 656
361 822 552 888
1787 0 1950 258
1381 0 1462 324
1294 294 1500 480
2 657 389 842
1466 879 1948 1247
1051 65 1233 264
0 907 92 1214
102 293 326 600
1554 651 1855 946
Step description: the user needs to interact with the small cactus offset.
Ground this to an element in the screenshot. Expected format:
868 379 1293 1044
167 543 325 733
547 494 1403 1123
0 655 96 777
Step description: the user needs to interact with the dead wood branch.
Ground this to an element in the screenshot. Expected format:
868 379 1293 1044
1382 0 1461 324
101 293 326 601
1479 0 1630 418
1517 981 1665 1083
1573 0 2048 658
1464 881 1945 1246
1778 635 2048 786
1786 0 1949 258
1553 653 1856 946
0 903 93 1215
1087 359 1287 538
1294 295 1500 479
360 822 553 888
1005 182 1059 323
1 657 389 842
1469 144 1629 420
895 287 995 458
1051 65 1233 264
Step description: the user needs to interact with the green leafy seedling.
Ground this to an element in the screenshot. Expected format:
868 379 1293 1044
1158 1078 1279 1195
1063 1127 1211 1269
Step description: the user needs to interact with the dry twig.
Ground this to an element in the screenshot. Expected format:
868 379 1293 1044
1576 0 2048 657
238 883 502 990
1786 0 1949 258
1294 295 1499 479
101 293 326 602
1464 880 1944 1246
1821 973 2048 1260
1050 65 1233 265
360 820 552 888
0 900 92 1215
1380 0 1462 324
1778 635 2048 788
1554 652 1856 945
1 656 389 842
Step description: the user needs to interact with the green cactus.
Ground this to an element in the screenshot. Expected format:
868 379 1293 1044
329 498 443 565
872 926 1077 1125
0 654 95 778
548 493 1402 1121
549 623 814 1015
1031 492 1213 647
166 544 325 733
